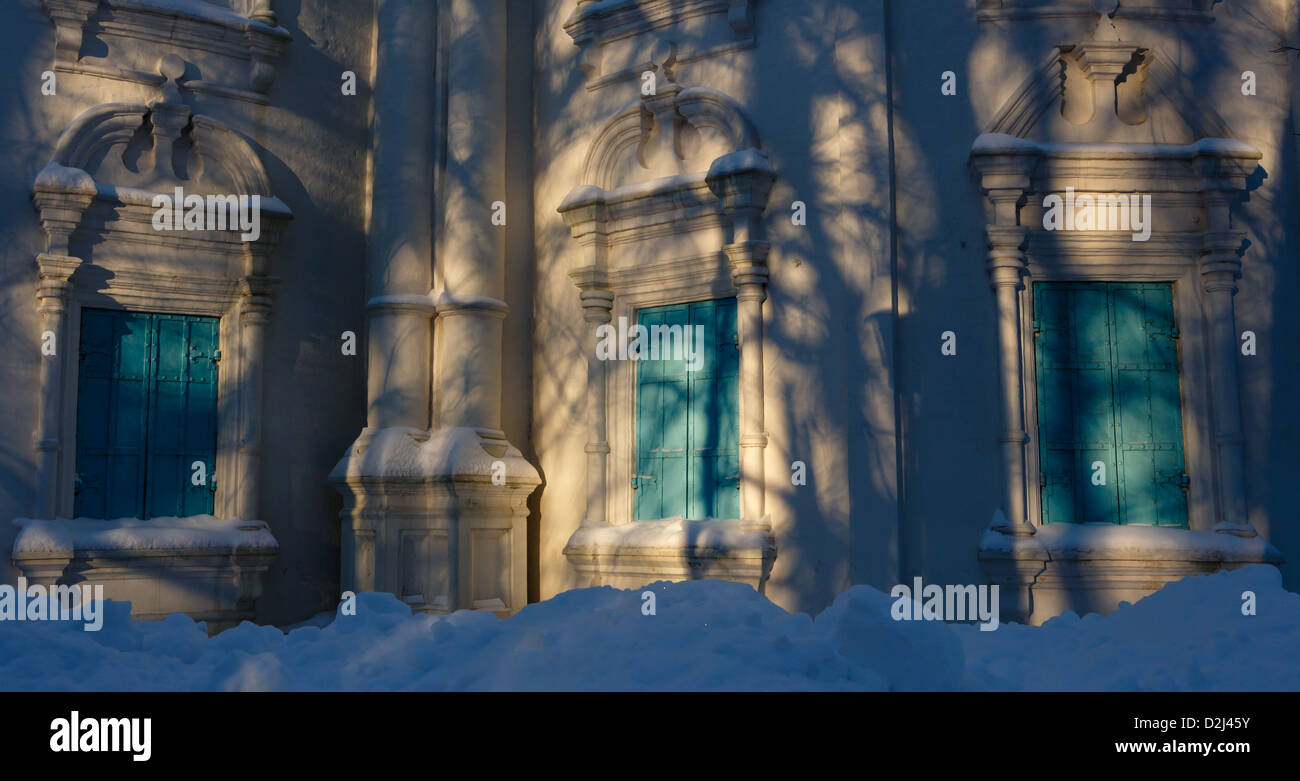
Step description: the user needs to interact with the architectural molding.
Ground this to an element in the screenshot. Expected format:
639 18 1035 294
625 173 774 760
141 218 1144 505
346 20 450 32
986 45 1233 141
968 15 1275 614
12 516 279 634
558 72 776 588
978 522 1281 625
26 73 291 538
332 0 541 618
579 87 761 190
976 0 1216 24
970 128 1273 617
564 0 759 90
41 0 291 104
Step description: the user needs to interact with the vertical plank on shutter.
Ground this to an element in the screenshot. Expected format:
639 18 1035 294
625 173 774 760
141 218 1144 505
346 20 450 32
110 312 150 519
1145 285 1187 527
184 317 219 516
1072 284 1120 524
74 310 114 519
145 314 220 519
713 299 740 520
1113 283 1187 527
687 300 739 520
659 307 688 519
1035 284 1074 525
687 301 714 520
635 305 689 520
1036 284 1118 525
148 315 184 518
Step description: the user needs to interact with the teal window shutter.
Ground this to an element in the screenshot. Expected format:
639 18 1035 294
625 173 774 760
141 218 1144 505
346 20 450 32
1111 285 1187 526
75 310 151 520
75 310 220 520
1033 282 1188 527
635 299 739 521
634 304 689 521
147 314 219 518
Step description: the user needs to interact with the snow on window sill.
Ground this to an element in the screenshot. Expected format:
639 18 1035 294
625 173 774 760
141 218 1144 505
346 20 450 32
564 517 774 559
979 521 1281 564
11 515 279 558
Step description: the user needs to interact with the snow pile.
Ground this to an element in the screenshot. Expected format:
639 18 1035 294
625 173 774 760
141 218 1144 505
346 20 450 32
0 566 1294 691
961 564 1299 691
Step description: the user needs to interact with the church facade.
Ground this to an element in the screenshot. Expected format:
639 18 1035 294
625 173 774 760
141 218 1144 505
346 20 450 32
0 0 1295 630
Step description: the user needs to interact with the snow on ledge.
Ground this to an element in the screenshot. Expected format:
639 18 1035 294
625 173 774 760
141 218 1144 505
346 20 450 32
706 147 775 179
980 521 1281 562
11 515 279 556
970 132 1262 160
558 171 711 212
565 517 774 557
109 0 291 37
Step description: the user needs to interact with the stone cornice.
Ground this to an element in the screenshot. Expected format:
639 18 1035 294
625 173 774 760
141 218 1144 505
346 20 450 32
41 0 291 103
970 134 1262 245
976 0 1215 24
564 0 758 89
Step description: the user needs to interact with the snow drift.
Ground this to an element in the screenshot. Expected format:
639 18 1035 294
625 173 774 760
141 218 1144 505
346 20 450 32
0 565 1294 691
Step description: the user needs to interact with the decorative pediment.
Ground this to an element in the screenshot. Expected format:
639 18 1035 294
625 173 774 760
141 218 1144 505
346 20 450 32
985 14 1233 145
41 105 282 206
32 56 290 278
970 7 1262 267
42 0 290 103
558 66 772 279
563 50 766 192
579 87 761 191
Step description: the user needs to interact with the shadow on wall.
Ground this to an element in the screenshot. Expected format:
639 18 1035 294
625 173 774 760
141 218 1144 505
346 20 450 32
528 0 982 614
528 0 1294 615
0 3 78 582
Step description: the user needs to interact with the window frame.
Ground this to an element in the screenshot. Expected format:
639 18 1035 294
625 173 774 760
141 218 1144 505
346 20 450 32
72 308 222 520
604 254 740 529
58 292 243 522
632 297 741 522
1022 264 1217 533
1030 280 1192 528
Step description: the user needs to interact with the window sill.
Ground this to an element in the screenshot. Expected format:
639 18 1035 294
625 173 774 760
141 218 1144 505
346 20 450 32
978 522 1282 624
979 521 1282 564
11 515 278 633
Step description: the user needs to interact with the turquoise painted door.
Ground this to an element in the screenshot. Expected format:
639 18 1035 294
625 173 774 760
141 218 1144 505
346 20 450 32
635 299 739 520
1034 282 1188 527
75 310 220 519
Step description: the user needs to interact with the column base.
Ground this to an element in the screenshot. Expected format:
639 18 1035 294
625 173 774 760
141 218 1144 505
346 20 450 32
330 426 541 616
1213 521 1259 538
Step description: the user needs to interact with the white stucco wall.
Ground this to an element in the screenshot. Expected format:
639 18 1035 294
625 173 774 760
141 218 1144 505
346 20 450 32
0 0 1294 627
